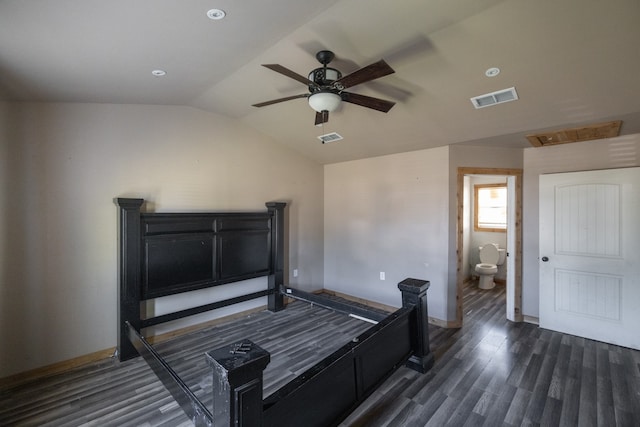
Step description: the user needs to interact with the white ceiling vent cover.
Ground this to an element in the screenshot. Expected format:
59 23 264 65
470 87 518 109
318 132 343 144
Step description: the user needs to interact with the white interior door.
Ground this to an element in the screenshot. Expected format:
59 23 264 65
539 167 640 350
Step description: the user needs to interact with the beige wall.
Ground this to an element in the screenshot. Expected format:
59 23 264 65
324 147 450 319
0 102 324 377
522 133 640 318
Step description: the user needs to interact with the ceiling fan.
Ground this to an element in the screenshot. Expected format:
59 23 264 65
252 50 396 125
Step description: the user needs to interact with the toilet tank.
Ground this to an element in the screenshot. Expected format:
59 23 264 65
497 248 506 265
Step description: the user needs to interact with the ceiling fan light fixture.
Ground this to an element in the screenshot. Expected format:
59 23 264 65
308 91 341 112
254 50 396 124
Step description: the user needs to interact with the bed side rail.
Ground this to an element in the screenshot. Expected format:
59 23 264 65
281 286 390 322
126 322 214 427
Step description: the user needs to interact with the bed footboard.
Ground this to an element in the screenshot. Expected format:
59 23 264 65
208 278 434 427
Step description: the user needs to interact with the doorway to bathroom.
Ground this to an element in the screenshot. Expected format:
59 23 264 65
456 167 523 326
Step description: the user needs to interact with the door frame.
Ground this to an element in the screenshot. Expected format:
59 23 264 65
456 167 523 326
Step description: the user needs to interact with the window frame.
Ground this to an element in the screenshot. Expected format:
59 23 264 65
474 183 507 233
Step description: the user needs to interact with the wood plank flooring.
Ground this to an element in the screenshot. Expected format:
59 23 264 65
340 283 640 427
0 302 374 426
2 283 640 426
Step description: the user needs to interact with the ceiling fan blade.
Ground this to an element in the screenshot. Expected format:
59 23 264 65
314 110 329 125
334 59 395 89
252 93 309 108
262 64 317 87
341 92 395 113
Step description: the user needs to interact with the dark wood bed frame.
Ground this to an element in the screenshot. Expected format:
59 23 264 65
116 198 433 427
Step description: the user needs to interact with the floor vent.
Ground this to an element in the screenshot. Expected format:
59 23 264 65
318 132 343 144
470 87 518 109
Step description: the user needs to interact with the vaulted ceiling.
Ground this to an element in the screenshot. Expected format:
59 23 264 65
2 0 639 164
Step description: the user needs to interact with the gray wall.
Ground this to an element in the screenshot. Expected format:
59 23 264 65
0 102 324 377
0 103 8 332
4 97 639 379
324 144 524 322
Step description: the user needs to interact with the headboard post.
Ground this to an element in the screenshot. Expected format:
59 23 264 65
115 197 144 361
266 202 286 312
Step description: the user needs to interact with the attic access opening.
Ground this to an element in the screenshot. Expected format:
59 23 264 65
526 120 622 147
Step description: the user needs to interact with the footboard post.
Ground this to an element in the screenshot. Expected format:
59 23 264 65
266 202 286 312
398 278 434 373
206 339 270 427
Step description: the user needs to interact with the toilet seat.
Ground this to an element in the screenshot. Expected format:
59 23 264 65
479 244 499 264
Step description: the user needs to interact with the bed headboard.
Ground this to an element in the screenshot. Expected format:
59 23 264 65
115 198 286 361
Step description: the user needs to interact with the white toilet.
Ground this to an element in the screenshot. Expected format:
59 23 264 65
475 243 506 289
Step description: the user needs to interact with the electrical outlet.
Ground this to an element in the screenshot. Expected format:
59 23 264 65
293 269 298 277
380 272 385 280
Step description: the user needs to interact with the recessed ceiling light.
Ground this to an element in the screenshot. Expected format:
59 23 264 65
485 67 500 77
207 9 226 20
151 69 167 77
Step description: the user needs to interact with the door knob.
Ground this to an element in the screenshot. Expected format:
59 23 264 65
541 256 549 262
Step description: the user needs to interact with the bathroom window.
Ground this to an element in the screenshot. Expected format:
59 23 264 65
474 184 507 232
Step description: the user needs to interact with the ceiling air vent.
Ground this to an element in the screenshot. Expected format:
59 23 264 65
470 87 518 109
317 132 343 144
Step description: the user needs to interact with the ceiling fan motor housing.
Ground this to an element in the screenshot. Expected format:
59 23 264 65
308 67 342 90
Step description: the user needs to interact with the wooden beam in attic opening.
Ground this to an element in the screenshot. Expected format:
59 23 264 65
526 120 622 147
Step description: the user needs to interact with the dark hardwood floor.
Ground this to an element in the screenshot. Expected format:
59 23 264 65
341 283 640 427
2 283 639 426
